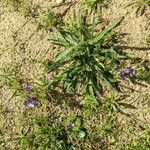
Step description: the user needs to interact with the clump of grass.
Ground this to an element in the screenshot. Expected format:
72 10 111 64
119 130 150 150
126 0 150 15
101 92 122 114
84 0 111 9
0 66 32 105
48 10 138 106
20 117 71 150
18 3 31 17
0 66 50 107
5 0 38 17
101 92 137 115
20 115 87 149
5 0 21 8
0 66 22 89
94 114 119 149
37 9 63 31
135 60 150 82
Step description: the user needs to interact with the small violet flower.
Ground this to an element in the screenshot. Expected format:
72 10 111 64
25 85 32 93
24 97 38 108
120 70 127 78
120 68 136 79
127 68 135 77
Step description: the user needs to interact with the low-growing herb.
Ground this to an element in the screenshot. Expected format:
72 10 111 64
37 9 63 31
48 10 138 105
84 0 111 9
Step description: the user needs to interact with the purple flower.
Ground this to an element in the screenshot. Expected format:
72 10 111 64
127 68 135 77
120 70 127 78
24 97 38 108
25 85 32 93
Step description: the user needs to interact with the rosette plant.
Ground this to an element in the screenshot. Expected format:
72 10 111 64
48 11 137 105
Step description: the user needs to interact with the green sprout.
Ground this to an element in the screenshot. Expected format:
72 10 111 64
101 92 121 114
136 60 150 82
18 3 31 17
37 10 63 31
5 0 21 8
72 117 87 139
84 0 111 9
48 10 138 105
0 66 22 89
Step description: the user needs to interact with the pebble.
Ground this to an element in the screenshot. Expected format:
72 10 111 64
56 0 64 4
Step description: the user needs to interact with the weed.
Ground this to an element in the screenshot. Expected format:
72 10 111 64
0 66 22 89
83 92 99 109
92 114 119 149
19 113 89 150
48 10 138 105
5 0 21 8
33 77 50 100
136 60 150 82
0 66 49 106
84 0 111 9
101 92 121 114
126 0 150 15
20 116 73 150
136 68 150 82
37 9 63 31
71 117 87 139
119 134 150 150
100 92 137 117
5 0 38 17
18 3 31 17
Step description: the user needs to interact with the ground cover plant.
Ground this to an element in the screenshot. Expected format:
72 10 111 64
19 115 87 150
84 0 111 9
48 10 138 106
37 9 63 31
0 0 150 150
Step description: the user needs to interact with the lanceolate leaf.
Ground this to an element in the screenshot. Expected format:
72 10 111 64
54 46 76 63
117 53 139 60
89 16 124 45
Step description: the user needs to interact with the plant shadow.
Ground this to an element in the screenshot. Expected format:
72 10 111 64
47 89 82 109
114 45 150 51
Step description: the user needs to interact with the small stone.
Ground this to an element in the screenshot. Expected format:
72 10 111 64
56 0 64 4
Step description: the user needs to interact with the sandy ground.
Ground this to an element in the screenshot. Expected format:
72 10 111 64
0 0 150 149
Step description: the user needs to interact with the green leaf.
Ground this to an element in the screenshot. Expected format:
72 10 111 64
123 53 139 60
54 46 76 63
88 84 99 106
75 118 82 129
89 16 124 45
117 53 139 60
79 131 86 138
